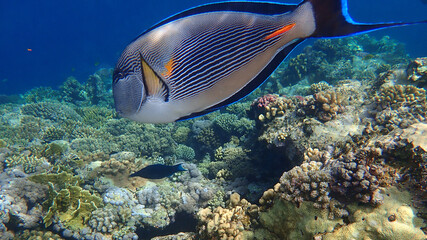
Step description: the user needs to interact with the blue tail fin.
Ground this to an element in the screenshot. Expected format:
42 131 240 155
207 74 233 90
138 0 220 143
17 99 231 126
175 163 187 172
306 0 427 38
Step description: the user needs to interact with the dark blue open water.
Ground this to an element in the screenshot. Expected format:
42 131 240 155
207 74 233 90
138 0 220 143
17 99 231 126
0 0 426 94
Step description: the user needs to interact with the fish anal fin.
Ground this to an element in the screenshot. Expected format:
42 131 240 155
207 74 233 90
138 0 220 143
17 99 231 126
139 54 170 101
264 23 296 40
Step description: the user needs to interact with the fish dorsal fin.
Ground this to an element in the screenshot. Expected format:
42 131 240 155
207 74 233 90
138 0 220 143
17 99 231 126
139 53 170 101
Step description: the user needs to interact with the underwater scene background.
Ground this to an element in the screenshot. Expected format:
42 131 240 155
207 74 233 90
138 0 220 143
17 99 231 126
0 0 427 239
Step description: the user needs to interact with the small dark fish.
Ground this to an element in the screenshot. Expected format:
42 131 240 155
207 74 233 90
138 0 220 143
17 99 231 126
113 0 427 123
129 163 186 179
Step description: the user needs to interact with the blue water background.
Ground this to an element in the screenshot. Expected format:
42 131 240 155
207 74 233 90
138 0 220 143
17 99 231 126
0 0 426 95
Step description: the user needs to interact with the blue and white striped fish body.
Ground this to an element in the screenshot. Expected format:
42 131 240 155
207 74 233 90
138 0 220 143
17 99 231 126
113 0 426 123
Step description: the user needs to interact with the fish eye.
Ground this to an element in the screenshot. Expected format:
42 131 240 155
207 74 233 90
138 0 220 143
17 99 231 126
113 70 125 83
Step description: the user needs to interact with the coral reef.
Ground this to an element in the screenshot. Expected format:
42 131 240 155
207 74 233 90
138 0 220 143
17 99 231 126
0 33 426 240
313 89 345 122
5 154 49 174
374 84 426 110
197 193 258 240
407 57 427 87
277 35 409 87
250 94 295 123
21 101 82 122
175 144 195 161
59 77 86 104
316 187 426 240
29 172 103 230
24 86 60 103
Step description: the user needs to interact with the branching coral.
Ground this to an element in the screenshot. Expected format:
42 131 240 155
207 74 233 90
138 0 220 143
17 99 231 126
21 101 82 122
175 144 195 161
5 154 49 173
250 94 296 123
310 81 331 94
59 76 86 104
375 84 426 110
270 161 348 219
24 86 60 103
42 126 66 142
314 89 345 122
197 193 258 240
172 126 191 143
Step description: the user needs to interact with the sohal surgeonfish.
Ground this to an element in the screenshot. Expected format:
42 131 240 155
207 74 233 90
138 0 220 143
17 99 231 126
113 0 427 123
129 163 186 179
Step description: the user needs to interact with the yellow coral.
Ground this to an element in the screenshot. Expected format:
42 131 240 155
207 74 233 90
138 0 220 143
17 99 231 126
198 193 257 240
5 154 48 173
375 84 426 110
319 187 426 240
314 89 345 121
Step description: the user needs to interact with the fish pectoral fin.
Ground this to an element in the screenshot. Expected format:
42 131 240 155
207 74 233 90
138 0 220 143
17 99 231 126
264 23 296 40
140 53 170 102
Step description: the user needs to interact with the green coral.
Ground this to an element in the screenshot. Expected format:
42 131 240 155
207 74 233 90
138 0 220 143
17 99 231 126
256 198 344 240
41 142 68 160
16 115 46 141
175 144 195 161
213 113 239 135
172 126 191 143
21 101 82 121
195 127 221 149
5 154 48 173
75 106 115 128
15 229 63 240
59 76 86 104
43 126 66 142
0 139 7 148
85 73 106 105
29 172 103 230
213 113 255 138
24 86 60 103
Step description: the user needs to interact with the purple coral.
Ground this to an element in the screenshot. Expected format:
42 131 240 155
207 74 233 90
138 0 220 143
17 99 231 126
254 94 278 109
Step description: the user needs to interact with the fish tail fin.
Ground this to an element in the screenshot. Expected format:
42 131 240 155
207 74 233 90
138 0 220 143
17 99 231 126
175 163 187 172
305 0 427 38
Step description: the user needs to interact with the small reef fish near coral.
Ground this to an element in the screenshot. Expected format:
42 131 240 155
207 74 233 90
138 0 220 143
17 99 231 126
129 163 187 179
1 0 427 239
113 0 426 123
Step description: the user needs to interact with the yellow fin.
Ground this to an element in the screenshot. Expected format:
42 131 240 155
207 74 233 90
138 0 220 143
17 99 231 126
140 54 169 100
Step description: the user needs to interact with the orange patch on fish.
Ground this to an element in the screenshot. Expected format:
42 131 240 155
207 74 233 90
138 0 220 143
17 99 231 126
27 48 32 52
162 58 175 78
264 23 296 40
